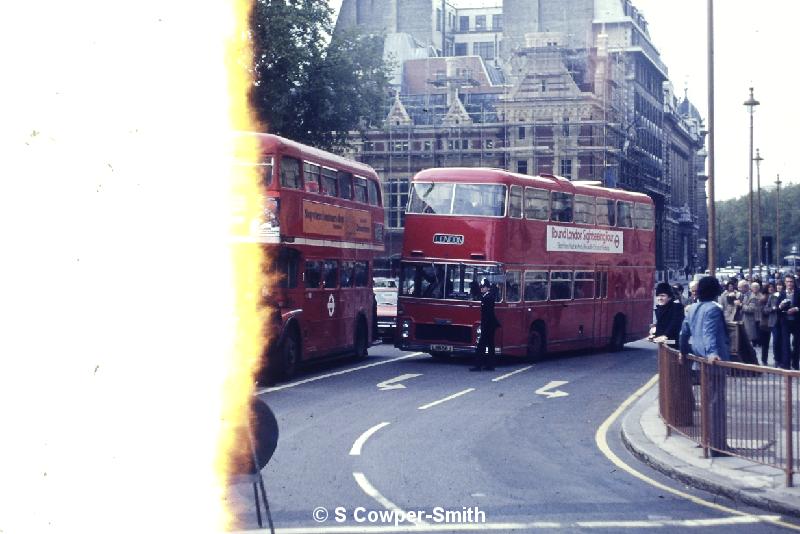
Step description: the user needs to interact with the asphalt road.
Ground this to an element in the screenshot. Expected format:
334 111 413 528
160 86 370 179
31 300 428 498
225 340 800 533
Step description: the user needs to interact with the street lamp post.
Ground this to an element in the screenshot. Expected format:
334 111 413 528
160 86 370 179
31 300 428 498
754 148 763 267
776 174 782 267
744 87 760 277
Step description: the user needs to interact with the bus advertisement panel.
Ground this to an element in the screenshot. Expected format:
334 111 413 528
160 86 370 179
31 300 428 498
395 167 655 360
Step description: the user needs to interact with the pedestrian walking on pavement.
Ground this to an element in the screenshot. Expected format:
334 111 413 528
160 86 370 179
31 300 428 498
649 282 684 345
719 280 742 322
742 281 761 347
471 278 500 371
758 282 776 366
777 274 800 370
679 276 732 457
766 281 784 367
688 280 699 306
672 283 688 307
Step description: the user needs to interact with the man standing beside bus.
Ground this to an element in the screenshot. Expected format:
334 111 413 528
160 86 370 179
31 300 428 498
471 279 500 371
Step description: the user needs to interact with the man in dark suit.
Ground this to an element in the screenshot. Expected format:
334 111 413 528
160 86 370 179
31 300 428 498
471 279 501 371
778 274 800 370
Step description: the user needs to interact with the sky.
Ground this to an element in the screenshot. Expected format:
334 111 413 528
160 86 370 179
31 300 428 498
329 0 800 201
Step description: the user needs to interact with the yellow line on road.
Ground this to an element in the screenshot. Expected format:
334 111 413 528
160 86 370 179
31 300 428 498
595 373 800 531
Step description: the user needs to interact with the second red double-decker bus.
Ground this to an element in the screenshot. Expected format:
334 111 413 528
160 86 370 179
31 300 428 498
395 167 655 360
238 133 384 379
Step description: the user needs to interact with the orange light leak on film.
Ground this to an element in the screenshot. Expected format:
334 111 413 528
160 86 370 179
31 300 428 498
0 1 268 532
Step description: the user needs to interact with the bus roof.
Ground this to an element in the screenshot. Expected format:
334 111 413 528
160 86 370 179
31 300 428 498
412 167 652 204
242 132 378 177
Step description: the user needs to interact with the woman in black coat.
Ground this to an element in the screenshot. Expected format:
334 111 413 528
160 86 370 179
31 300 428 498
649 282 685 344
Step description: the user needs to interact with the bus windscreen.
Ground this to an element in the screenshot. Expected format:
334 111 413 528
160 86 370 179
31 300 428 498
407 183 506 217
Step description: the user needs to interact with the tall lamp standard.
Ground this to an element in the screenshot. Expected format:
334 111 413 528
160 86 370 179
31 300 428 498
754 148 764 267
744 87 760 277
776 174 782 268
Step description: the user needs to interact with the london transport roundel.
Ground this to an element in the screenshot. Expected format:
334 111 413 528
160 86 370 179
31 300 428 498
327 294 335 317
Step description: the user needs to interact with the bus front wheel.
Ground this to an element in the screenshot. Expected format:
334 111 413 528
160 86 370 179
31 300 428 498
527 325 546 362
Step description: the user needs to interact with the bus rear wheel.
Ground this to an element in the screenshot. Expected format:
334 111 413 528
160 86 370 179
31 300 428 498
281 330 301 380
527 325 546 362
609 318 626 352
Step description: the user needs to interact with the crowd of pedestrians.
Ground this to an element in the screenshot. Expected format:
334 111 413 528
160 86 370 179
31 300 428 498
656 272 800 370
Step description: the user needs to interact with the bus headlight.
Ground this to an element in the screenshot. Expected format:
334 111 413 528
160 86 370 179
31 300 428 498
401 320 410 339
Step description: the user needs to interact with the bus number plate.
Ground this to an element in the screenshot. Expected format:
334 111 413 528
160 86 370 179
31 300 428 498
430 344 453 352
433 234 464 245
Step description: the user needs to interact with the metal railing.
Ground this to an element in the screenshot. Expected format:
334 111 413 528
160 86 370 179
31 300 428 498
658 343 799 487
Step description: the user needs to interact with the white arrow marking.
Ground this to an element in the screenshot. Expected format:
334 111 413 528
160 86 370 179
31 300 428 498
535 380 570 399
377 373 422 391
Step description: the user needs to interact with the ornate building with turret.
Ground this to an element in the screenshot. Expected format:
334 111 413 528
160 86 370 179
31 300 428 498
335 0 707 278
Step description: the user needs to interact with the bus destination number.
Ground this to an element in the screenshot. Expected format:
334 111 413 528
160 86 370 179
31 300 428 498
433 234 464 245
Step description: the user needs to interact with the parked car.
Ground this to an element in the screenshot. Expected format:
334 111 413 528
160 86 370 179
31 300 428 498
374 287 398 342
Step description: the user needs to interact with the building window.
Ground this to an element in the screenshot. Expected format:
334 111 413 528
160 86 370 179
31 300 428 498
423 140 432 151
540 79 546 92
562 116 570 137
475 15 486 30
386 177 409 229
518 126 526 140
436 8 442 31
462 139 469 149
459 15 469 32
559 158 572 178
485 139 494 149
454 43 467 56
492 14 502 30
472 41 494 60
517 160 528 174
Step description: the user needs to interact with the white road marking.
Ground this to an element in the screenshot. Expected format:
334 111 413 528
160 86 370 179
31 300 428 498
534 380 569 399
353 471 428 526
257 353 424 394
230 514 782 533
417 388 475 410
349 422 391 456
491 365 533 382
595 374 800 531
377 374 422 391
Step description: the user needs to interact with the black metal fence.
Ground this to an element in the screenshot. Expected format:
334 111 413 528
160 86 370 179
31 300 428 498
658 343 799 487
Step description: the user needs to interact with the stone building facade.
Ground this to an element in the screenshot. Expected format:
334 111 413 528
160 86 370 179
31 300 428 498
336 0 707 278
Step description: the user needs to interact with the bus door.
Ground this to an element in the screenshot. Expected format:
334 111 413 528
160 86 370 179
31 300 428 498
302 258 330 355
500 270 525 355
320 259 342 351
593 265 610 346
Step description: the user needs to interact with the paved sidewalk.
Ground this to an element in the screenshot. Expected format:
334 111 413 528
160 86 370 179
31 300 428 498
621 384 800 518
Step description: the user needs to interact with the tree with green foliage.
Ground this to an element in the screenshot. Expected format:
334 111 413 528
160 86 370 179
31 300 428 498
714 182 800 268
249 0 392 151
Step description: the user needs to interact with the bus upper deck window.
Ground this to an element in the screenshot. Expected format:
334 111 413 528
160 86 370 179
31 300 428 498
338 171 353 200
368 179 380 206
321 167 338 196
550 191 573 223
303 162 321 193
617 201 633 228
354 177 368 203
281 156 302 189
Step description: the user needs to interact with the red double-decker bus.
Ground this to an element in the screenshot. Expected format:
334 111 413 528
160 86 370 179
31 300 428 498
395 167 655 360
238 134 384 379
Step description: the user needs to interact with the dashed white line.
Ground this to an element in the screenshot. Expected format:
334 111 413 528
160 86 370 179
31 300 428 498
353 472 428 526
417 388 475 410
350 422 391 456
258 353 424 393
490 365 533 382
